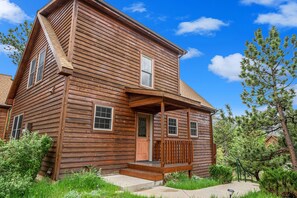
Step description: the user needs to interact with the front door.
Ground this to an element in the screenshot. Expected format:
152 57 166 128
136 114 150 161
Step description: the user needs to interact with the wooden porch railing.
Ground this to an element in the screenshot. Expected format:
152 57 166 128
153 139 193 165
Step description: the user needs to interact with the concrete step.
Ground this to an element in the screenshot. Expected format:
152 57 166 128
103 174 162 192
120 168 164 181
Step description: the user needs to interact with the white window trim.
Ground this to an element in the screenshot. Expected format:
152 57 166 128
168 117 178 136
140 54 154 89
190 121 199 138
93 105 114 131
35 48 46 83
11 114 23 139
27 58 37 89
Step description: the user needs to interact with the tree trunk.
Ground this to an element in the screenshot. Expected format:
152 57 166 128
254 171 260 181
277 104 297 171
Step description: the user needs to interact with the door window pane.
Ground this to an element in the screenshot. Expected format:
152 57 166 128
138 117 147 137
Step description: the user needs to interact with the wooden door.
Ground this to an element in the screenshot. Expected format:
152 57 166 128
136 114 150 161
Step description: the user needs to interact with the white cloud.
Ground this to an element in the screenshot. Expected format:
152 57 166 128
181 48 203 60
241 0 288 6
0 44 17 54
123 2 146 13
255 2 297 27
176 17 229 35
208 53 244 82
0 0 30 23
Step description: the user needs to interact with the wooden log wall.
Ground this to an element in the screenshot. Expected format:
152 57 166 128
58 0 181 177
5 0 73 176
154 109 213 177
0 108 9 139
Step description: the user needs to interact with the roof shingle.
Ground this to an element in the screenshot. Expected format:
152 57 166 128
180 80 214 110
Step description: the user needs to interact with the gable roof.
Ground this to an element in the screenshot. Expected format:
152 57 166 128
180 80 214 111
7 0 187 104
0 74 13 107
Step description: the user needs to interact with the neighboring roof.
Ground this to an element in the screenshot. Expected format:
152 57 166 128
180 80 214 110
0 74 13 107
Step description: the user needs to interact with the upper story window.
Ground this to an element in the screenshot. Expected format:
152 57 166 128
190 121 198 137
141 55 153 88
93 105 113 131
11 114 23 139
35 48 46 83
168 117 178 136
27 58 37 88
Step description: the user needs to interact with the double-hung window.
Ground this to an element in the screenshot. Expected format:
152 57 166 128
27 58 37 88
168 118 178 136
11 114 23 139
35 49 46 83
190 121 198 137
141 55 153 88
93 105 113 131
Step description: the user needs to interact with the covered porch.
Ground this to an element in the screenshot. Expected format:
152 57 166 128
120 87 204 181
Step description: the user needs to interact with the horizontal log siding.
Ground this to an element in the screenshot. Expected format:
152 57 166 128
60 74 136 176
73 1 179 93
0 108 8 139
154 109 213 177
5 2 73 176
58 0 180 177
5 30 64 175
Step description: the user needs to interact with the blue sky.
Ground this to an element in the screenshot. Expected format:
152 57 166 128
0 0 296 115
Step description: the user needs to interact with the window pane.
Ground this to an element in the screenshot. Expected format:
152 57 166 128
36 50 46 82
28 59 36 87
141 72 152 87
138 117 147 137
169 126 177 135
141 56 152 73
96 106 112 118
191 129 197 136
12 116 18 132
17 115 23 130
169 118 177 126
190 122 197 129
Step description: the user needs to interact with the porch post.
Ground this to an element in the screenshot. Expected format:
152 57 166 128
161 101 165 168
187 108 192 178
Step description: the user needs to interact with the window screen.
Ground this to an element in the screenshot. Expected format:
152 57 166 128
94 106 113 130
28 58 37 88
11 115 23 139
190 122 198 137
168 118 178 135
141 55 153 87
36 49 46 82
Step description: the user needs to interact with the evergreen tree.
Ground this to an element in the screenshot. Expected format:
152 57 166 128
0 21 32 65
240 27 297 170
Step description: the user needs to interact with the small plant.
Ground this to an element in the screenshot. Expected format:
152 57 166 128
0 131 53 198
209 165 233 184
260 168 297 197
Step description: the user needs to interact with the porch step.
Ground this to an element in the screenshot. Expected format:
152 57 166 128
128 163 162 173
120 168 163 181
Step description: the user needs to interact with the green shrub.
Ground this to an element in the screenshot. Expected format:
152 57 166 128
260 168 297 197
165 172 221 190
0 131 52 197
209 165 233 184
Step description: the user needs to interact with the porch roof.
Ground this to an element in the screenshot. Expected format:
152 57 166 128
125 87 215 113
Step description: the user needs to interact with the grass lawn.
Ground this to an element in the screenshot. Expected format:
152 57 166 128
239 191 280 198
22 171 144 198
165 172 221 190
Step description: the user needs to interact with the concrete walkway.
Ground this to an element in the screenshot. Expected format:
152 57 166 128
103 175 162 192
135 181 260 198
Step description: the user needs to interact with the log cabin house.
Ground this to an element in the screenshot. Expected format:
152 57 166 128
4 0 216 181
0 74 12 139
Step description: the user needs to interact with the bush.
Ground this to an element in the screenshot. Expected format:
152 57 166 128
0 131 52 197
260 168 297 197
209 165 233 184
